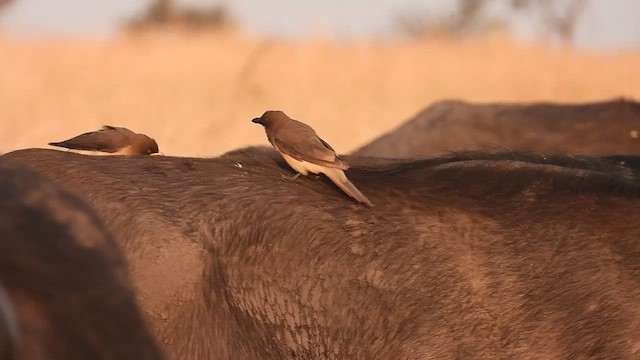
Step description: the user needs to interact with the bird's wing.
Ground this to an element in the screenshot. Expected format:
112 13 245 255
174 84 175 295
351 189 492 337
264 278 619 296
48 127 131 153
273 120 349 169
103 125 137 136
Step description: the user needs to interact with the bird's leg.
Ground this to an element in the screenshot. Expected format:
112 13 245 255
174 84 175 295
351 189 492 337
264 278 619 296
281 173 302 180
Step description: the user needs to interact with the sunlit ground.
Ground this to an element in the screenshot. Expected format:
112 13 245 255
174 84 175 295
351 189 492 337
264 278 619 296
1 28 639 157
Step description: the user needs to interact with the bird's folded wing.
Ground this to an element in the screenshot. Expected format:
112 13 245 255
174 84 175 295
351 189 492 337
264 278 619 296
102 125 136 136
52 129 130 152
273 126 338 165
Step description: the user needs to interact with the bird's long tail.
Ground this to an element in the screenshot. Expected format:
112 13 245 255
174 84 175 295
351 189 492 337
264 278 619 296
324 168 373 207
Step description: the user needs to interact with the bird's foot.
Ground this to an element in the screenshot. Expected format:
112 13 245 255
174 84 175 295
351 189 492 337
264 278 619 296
281 173 302 180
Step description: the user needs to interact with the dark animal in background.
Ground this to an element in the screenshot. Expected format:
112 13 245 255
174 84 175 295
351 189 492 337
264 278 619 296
354 97 640 158
0 158 164 360
49 125 160 156
253 110 373 207
5 147 640 359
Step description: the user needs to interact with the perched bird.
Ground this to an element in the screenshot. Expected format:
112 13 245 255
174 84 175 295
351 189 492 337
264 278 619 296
48 126 160 156
252 110 373 207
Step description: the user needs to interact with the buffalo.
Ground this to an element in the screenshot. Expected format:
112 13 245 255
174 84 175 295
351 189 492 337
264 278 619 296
0 158 164 360
4 147 640 359
354 97 640 158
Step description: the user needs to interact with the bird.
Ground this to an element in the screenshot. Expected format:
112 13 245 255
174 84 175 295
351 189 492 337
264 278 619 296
48 126 160 156
252 110 373 207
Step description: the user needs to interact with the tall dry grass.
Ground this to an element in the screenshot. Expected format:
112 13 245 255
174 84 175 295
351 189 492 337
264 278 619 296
1 28 639 156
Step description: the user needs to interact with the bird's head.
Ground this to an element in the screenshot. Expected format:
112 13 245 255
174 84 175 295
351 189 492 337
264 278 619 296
138 136 160 155
251 110 289 128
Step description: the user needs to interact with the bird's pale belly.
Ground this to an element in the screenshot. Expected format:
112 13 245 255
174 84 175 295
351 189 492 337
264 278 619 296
58 145 135 156
280 153 326 176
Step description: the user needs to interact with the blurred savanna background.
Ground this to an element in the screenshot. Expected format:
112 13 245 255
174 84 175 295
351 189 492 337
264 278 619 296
0 0 639 157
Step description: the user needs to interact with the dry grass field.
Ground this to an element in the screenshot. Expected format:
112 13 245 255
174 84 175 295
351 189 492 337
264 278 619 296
1 28 639 157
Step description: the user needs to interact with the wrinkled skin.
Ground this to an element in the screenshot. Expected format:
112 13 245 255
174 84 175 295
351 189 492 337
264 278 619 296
0 158 164 360
354 98 640 158
4 147 640 360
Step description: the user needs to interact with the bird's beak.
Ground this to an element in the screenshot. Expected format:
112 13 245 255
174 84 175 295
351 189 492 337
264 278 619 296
251 118 263 125
150 152 165 156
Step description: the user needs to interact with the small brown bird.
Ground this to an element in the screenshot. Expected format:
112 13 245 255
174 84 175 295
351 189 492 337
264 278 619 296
48 126 160 156
252 110 373 207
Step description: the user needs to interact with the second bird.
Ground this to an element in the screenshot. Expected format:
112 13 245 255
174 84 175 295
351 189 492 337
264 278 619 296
252 110 373 207
49 126 160 156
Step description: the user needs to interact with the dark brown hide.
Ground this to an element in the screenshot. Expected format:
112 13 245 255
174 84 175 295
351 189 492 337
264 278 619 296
0 158 164 360
4 147 640 360
354 98 640 158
